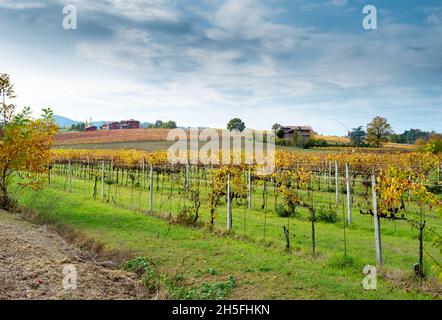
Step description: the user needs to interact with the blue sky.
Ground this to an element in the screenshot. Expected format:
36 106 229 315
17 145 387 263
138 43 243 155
0 0 441 135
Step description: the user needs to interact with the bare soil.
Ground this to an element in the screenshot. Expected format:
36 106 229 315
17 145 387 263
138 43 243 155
0 209 150 300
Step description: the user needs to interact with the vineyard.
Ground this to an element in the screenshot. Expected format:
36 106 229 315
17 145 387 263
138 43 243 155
28 148 441 283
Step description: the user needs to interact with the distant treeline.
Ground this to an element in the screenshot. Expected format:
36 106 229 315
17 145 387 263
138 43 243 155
389 129 437 144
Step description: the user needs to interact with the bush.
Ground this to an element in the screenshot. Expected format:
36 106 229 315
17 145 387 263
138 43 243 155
316 206 338 223
174 207 196 226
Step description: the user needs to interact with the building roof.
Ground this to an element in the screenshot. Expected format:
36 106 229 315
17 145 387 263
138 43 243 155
281 125 313 132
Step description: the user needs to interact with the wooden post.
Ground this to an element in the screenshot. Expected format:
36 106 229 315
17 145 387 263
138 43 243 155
227 173 232 232
185 162 190 192
101 160 105 200
345 163 352 224
247 169 252 209
372 174 383 267
68 159 72 193
149 163 154 212
335 161 339 204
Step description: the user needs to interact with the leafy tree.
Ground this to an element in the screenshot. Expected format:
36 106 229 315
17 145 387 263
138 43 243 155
0 74 58 209
227 118 246 132
147 120 177 129
388 133 406 144
0 73 16 126
276 128 285 139
70 122 86 131
416 134 442 154
272 123 281 132
163 120 177 129
349 126 367 146
389 129 432 144
366 116 392 148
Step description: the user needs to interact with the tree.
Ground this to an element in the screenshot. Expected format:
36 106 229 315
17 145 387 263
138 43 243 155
0 74 58 209
276 128 285 139
416 134 442 154
148 120 177 129
163 120 177 129
70 122 86 131
0 73 16 126
272 123 281 132
366 116 392 148
227 118 246 132
349 126 367 146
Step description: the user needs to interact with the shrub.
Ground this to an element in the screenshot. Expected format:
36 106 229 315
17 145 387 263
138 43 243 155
174 207 196 226
316 206 338 223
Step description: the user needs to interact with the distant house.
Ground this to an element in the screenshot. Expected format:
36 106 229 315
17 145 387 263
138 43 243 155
120 119 140 129
85 125 97 132
102 122 120 130
102 120 140 130
279 126 314 140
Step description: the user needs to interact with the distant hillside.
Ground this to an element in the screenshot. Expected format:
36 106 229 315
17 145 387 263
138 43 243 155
53 115 78 128
54 115 108 128
55 128 173 145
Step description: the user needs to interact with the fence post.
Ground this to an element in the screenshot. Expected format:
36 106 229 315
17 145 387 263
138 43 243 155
68 159 72 193
227 172 232 232
149 163 154 212
372 174 383 267
248 169 252 209
345 163 352 224
335 161 339 204
101 160 105 200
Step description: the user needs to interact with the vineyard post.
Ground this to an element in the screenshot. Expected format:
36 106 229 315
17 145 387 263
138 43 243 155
328 160 332 191
345 163 352 224
68 159 72 193
438 162 441 183
248 169 252 209
149 163 154 213
185 161 190 192
227 172 232 232
101 160 105 200
142 158 146 189
371 174 383 267
335 161 339 204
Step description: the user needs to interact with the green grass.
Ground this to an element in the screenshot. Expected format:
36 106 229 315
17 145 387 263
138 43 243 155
14 169 442 299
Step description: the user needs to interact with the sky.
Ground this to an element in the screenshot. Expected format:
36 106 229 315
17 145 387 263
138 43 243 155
0 0 441 135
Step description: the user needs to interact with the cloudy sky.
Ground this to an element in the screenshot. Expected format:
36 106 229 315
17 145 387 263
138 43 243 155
0 0 441 135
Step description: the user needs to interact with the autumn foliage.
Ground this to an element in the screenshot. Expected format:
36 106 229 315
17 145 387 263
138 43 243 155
0 73 58 209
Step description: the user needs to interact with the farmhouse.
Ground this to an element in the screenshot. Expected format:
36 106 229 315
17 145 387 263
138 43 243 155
85 125 97 132
279 125 314 140
102 120 140 130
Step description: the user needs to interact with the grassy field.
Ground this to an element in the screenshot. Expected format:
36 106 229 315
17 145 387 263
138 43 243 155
14 167 442 300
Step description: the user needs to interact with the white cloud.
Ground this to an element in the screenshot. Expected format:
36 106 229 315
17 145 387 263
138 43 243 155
427 14 439 25
330 0 347 7
57 0 181 23
0 0 46 10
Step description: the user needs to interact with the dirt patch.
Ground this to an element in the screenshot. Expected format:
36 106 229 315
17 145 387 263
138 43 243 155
0 209 151 300
382 269 442 299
